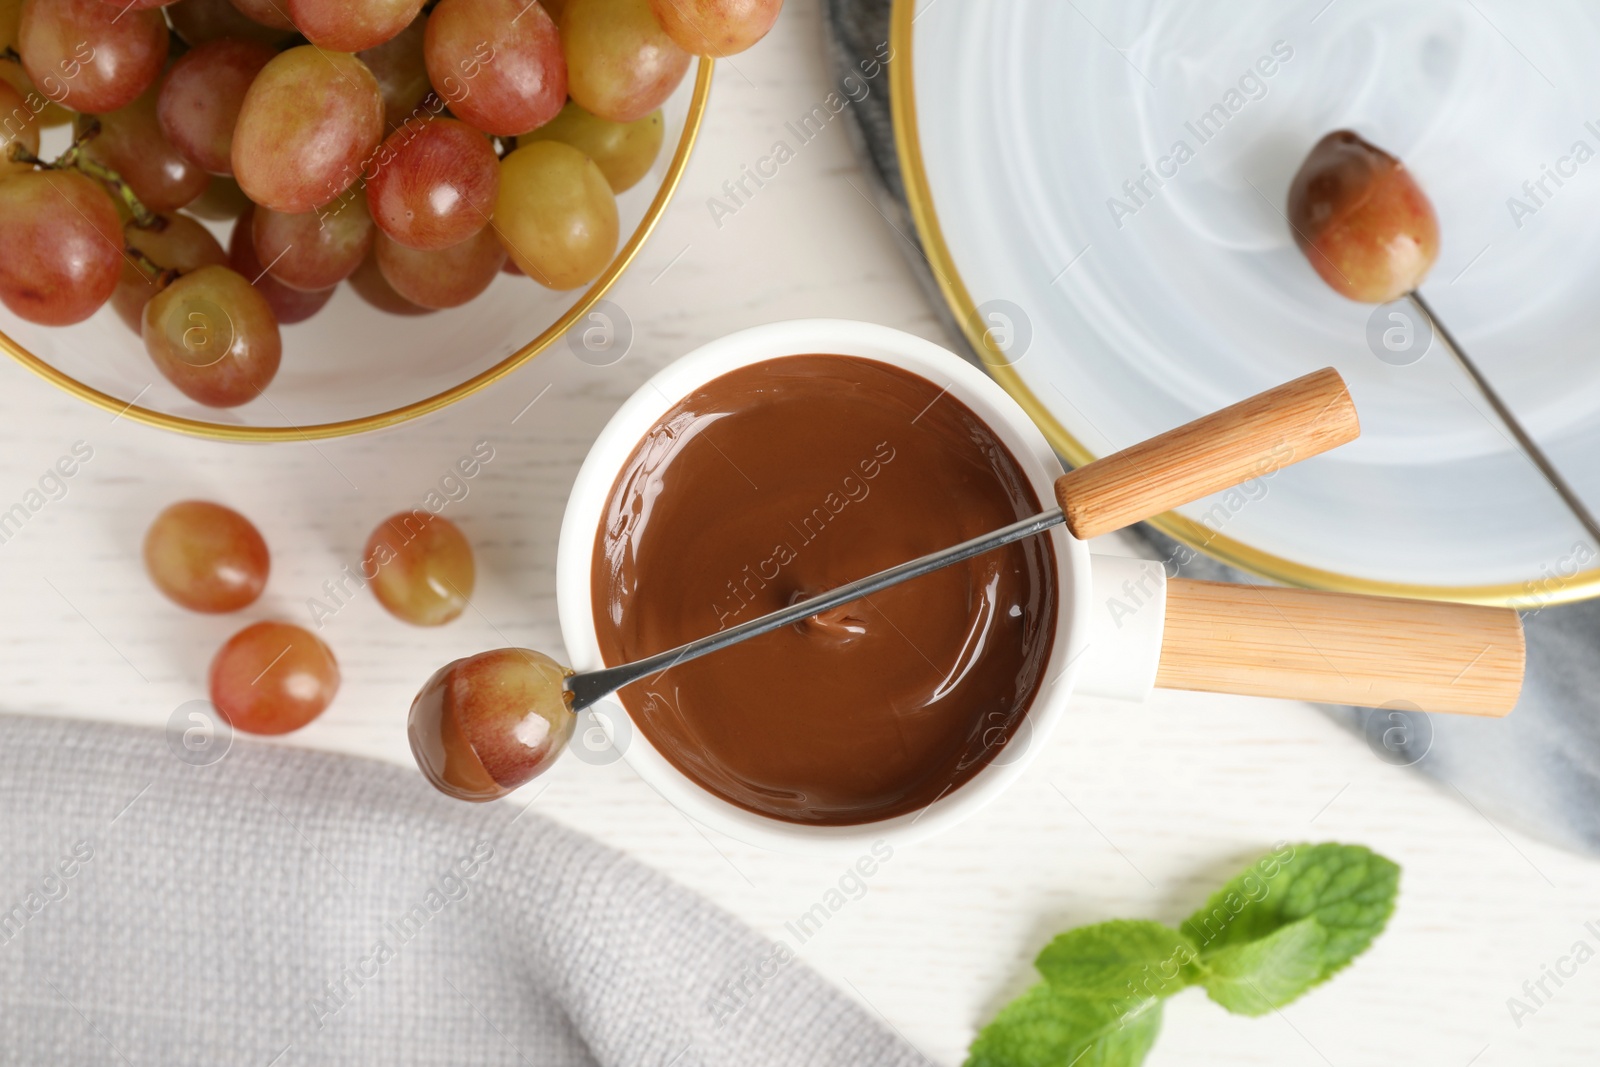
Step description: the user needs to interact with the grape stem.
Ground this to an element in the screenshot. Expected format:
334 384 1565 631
6 142 43 168
125 246 180 291
54 120 162 230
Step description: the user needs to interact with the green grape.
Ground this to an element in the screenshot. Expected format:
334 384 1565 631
523 101 663 192
493 140 618 290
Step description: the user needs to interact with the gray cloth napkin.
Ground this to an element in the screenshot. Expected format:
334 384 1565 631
0 713 930 1066
828 0 1600 856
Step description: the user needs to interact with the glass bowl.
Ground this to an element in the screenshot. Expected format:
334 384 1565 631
0 60 712 442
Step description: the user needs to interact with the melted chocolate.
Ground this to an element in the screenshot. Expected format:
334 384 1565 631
591 355 1056 825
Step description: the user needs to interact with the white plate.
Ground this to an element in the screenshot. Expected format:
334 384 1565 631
892 0 1600 604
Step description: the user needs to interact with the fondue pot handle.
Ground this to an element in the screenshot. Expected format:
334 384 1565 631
1156 579 1525 717
1055 368 1359 540
1077 557 1525 717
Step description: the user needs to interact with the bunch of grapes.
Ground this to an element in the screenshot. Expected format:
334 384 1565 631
0 0 780 408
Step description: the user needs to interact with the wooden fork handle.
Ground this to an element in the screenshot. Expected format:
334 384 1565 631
1055 368 1359 540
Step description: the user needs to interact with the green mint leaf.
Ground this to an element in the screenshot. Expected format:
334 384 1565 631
1035 920 1199 1000
1194 916 1326 1016
965 984 1161 1067
1182 842 1399 1010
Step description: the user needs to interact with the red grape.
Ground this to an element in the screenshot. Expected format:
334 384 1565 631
0 169 121 325
365 511 474 626
374 226 504 309
359 15 431 132
78 85 209 213
232 46 384 213
346 246 431 315
560 0 689 123
113 212 228 331
287 0 422 53
18 0 169 114
227 206 335 323
493 141 617 290
252 188 373 290
158 38 277 177
0 78 40 178
167 0 294 47
1289 130 1440 304
211 621 339 735
423 0 565 136
408 648 575 802
144 500 269 613
524 101 662 192
648 0 780 57
142 264 281 407
366 117 499 251
224 0 292 31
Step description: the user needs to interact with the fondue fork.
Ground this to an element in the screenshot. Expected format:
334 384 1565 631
565 368 1361 712
411 365 1527 806
566 506 1068 711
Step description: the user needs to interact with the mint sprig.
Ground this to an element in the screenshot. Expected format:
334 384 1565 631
964 843 1399 1067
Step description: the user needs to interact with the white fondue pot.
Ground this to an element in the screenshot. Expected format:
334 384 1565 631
556 320 1524 853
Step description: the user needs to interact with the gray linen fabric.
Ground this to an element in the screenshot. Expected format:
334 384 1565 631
0 713 931 1066
828 0 1600 855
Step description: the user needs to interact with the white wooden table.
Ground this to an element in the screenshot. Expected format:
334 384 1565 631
3 4 1597 1063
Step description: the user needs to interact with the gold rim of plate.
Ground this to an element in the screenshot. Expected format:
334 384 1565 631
887 0 1600 608
0 58 716 444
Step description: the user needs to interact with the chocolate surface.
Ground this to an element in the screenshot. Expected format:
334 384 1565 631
591 355 1057 825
